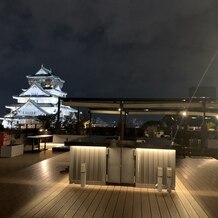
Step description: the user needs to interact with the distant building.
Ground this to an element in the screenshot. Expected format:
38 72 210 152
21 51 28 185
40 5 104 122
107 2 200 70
2 65 77 129
92 117 109 127
189 87 216 99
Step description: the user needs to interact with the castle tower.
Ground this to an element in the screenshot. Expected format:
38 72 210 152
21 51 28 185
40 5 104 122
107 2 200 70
2 65 76 129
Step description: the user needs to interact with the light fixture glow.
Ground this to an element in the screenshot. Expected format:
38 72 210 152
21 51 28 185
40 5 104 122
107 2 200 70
182 111 187 117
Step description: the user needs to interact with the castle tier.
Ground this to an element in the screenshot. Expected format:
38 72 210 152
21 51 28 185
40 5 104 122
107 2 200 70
2 65 77 129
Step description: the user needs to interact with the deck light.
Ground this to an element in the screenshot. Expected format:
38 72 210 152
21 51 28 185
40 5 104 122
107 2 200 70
181 111 187 117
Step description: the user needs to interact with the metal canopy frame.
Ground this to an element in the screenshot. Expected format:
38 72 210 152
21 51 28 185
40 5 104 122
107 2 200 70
58 97 218 140
61 97 218 117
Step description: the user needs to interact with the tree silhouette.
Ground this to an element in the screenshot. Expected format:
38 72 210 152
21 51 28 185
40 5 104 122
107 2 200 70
36 114 57 130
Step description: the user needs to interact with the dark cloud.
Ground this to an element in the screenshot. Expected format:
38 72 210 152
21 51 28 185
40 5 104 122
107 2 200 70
1 0 218 116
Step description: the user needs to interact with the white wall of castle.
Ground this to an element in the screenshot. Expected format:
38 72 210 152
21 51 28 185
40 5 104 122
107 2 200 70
14 96 59 104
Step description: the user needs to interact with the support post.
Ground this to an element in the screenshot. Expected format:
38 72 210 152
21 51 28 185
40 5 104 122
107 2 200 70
157 167 163 192
81 163 86 187
201 100 208 148
89 110 92 136
166 167 172 193
124 110 128 139
56 97 61 132
77 107 80 135
119 101 124 140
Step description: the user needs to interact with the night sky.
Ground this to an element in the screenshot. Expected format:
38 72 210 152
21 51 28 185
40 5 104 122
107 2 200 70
1 0 218 117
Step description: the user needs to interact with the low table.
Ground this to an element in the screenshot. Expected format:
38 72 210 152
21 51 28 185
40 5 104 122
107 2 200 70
27 135 53 152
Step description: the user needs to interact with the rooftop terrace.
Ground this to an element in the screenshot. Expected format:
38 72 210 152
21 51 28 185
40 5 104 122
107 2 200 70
0 150 217 217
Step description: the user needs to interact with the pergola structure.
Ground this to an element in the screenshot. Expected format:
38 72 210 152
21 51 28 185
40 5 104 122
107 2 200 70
58 97 218 139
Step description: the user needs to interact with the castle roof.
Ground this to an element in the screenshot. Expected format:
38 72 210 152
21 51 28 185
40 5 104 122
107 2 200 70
19 83 51 97
11 99 48 118
35 65 52 76
27 65 65 83
6 103 55 108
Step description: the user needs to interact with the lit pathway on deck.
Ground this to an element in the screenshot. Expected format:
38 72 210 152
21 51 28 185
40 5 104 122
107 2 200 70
0 152 217 217
12 176 209 218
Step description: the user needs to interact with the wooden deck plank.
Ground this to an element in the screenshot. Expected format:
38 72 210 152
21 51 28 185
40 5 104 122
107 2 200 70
113 186 127 218
122 186 134 218
2 152 218 218
177 158 218 217
19 182 209 218
42 185 82 217
83 186 107 218
15 176 68 217
33 185 79 217
23 179 68 217
52 186 87 218
179 157 218 190
73 185 101 218
6 152 70 217
177 168 210 198
178 158 215 192
141 188 152 218
156 192 171 218
170 192 189 218
133 187 142 218
175 181 199 218
103 186 121 218
163 193 180 218
63 186 95 217
93 186 114 218
148 188 161 218
176 177 208 218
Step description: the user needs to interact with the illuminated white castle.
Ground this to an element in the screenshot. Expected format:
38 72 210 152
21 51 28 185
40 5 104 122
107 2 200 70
2 65 76 129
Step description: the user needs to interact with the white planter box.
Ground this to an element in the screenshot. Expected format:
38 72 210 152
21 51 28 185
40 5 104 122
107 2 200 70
0 144 24 157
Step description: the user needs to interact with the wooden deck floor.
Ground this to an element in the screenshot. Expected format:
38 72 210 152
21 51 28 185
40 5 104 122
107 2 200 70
0 152 217 218
176 156 218 218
